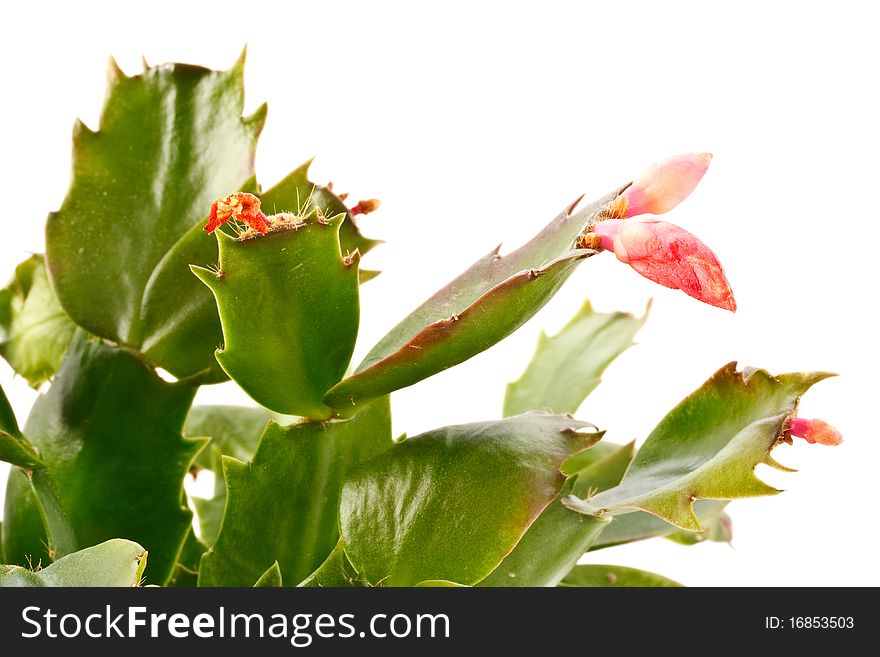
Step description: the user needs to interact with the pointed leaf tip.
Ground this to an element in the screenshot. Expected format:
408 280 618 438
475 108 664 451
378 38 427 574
47 56 265 379
107 56 126 84
564 363 831 531
503 298 648 416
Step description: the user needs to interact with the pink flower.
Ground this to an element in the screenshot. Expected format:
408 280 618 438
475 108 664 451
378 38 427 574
788 418 843 446
591 219 736 312
617 153 712 217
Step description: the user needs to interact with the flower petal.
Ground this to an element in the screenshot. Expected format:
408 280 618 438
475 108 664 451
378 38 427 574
623 153 712 217
614 220 736 312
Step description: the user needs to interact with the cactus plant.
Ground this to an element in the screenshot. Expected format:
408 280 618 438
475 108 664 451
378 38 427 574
0 56 842 587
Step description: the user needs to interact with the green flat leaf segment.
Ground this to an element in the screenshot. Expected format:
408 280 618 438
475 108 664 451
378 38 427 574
167 530 207 588
590 500 730 550
0 383 43 469
504 299 648 416
1 539 147 587
565 363 834 530
477 439 622 588
327 252 589 407
298 540 367 588
186 405 271 466
561 439 626 476
2 384 77 560
1 335 204 584
46 55 266 379
340 413 600 586
198 397 392 587
184 405 271 545
559 564 682 588
566 442 725 551
415 579 469 587
478 499 609 587
0 255 76 388
254 562 283 587
569 440 635 496
566 440 734 551
665 507 732 545
479 439 635 587
0 382 21 438
193 217 359 418
357 188 623 372
324 188 626 408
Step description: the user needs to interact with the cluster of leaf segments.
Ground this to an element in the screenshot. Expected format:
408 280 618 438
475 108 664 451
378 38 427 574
0 55 832 587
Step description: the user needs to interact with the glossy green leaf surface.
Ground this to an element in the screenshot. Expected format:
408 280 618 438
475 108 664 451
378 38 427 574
254 561 283 587
135 177 258 384
559 564 682 588
326 253 588 407
0 255 76 388
340 413 600 586
560 439 626 476
479 496 609 587
414 580 468 587
45 56 265 379
2 335 204 584
167 530 206 588
569 440 635 496
187 405 271 467
1 374 71 564
325 188 625 408
30 470 78 560
1 539 146 587
565 363 833 530
2 468 79 565
666 506 732 545
564 441 733 550
479 439 630 587
590 500 730 550
193 217 359 418
0 383 42 469
504 300 647 416
298 540 367 588
199 397 391 587
260 159 381 258
2 473 44 566
184 405 270 545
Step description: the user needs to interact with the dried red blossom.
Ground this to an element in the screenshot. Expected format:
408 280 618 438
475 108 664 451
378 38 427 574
204 192 269 233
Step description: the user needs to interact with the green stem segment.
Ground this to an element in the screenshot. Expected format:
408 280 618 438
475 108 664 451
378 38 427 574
192 216 360 419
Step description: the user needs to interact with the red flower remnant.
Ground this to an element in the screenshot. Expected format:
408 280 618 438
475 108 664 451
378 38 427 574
205 192 270 233
618 153 713 218
788 418 843 446
349 198 381 217
591 218 736 312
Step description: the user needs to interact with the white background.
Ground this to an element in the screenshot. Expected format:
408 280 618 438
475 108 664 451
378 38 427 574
1 1 877 586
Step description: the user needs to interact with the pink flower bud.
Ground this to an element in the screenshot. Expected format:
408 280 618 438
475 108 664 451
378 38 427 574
620 153 712 217
591 219 736 312
788 418 843 446
349 198 381 217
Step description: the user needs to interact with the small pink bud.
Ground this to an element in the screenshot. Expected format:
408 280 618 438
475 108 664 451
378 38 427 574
591 219 736 312
349 198 381 217
788 418 843 446
620 153 712 217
